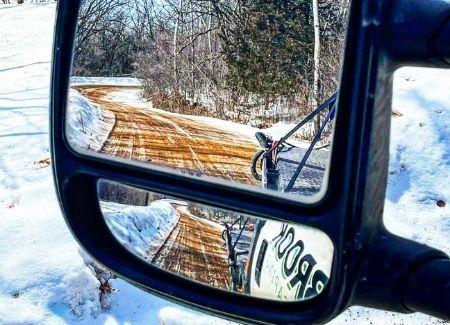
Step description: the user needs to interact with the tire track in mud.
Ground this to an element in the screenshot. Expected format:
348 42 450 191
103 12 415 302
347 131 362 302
72 85 257 289
73 85 258 184
152 205 231 289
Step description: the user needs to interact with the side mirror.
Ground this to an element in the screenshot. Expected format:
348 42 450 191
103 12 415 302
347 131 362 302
51 0 450 323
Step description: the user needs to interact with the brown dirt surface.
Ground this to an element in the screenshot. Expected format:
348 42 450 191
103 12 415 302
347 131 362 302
73 85 258 185
153 204 231 289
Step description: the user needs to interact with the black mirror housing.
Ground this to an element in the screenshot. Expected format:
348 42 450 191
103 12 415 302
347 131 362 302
50 0 450 323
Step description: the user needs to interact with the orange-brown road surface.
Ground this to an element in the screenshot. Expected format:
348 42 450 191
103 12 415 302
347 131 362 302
153 205 231 289
74 85 258 184
73 85 258 289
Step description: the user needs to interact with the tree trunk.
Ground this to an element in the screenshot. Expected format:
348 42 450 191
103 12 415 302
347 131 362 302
312 0 321 133
190 1 195 99
173 0 182 94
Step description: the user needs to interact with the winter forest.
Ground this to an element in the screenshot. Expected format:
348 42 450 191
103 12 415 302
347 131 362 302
73 0 350 130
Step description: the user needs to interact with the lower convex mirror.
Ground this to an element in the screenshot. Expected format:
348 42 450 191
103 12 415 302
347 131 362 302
98 180 334 301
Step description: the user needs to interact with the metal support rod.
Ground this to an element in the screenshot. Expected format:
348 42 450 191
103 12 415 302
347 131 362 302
284 106 335 192
263 93 337 158
232 218 248 251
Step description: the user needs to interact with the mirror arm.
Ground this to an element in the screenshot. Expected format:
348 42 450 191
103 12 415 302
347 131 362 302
401 257 450 320
352 229 450 320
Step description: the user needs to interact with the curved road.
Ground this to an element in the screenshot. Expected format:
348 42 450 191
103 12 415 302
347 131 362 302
74 85 258 184
73 85 257 289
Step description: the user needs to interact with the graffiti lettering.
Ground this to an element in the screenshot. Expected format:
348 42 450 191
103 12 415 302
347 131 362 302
277 227 294 259
282 240 304 278
271 224 329 299
289 254 316 299
304 269 328 299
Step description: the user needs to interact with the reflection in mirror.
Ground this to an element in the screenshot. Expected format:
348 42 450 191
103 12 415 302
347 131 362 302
67 0 350 200
98 179 334 301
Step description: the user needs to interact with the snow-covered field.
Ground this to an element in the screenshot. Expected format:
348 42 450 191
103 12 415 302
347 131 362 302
0 2 448 325
384 67 450 254
0 4 216 325
71 77 142 87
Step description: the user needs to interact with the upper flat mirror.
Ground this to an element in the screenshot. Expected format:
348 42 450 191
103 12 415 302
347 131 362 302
67 0 349 200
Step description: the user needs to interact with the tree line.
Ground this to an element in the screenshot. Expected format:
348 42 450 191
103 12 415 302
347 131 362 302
73 0 349 130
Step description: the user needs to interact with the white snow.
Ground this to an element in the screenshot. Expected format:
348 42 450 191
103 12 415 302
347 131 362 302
383 67 450 255
70 76 142 87
0 3 449 325
101 200 180 261
0 3 182 324
67 89 115 151
158 307 234 325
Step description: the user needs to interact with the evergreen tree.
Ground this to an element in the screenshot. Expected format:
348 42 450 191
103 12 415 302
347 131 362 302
217 0 314 99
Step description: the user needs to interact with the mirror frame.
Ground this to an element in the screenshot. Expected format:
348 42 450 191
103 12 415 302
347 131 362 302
50 0 450 323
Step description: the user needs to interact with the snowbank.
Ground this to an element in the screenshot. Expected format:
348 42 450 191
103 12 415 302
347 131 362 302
0 3 108 322
101 200 180 261
159 307 234 325
68 77 145 151
0 4 181 324
71 76 142 87
67 89 115 151
262 121 316 147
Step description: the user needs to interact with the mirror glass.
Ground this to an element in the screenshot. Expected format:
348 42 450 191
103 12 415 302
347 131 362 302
98 179 334 301
67 0 349 201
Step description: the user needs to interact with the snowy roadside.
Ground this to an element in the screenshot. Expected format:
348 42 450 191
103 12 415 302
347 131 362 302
0 4 201 324
0 3 448 325
71 76 142 88
331 67 450 325
67 89 115 151
101 200 180 261
383 67 450 255
67 76 146 152
0 3 109 323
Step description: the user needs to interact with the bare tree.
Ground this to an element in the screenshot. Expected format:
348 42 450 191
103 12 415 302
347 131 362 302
313 0 321 132
74 0 350 130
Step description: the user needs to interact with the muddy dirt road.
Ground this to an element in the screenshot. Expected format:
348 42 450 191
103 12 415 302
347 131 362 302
73 85 257 289
73 85 258 184
153 204 231 289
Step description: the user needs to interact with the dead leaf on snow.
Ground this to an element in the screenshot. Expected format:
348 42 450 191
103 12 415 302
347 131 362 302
33 157 51 169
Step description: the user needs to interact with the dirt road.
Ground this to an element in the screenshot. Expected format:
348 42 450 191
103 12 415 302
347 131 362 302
73 85 258 184
153 204 231 289
73 85 257 289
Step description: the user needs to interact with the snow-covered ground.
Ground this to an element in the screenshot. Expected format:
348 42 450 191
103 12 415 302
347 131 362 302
0 4 226 324
67 89 115 151
331 67 450 324
101 200 180 261
0 3 449 325
384 67 450 254
71 77 142 87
